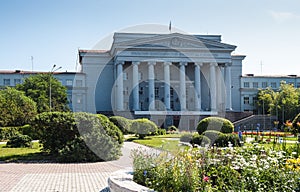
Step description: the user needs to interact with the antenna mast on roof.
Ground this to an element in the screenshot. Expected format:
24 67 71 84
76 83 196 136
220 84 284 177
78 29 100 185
260 60 263 75
31 56 34 72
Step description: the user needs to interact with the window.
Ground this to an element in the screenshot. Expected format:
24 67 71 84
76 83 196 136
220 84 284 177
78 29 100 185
76 95 82 104
139 87 144 95
244 82 250 88
170 87 174 97
253 82 258 88
66 79 73 86
244 97 250 104
123 87 129 95
14 79 21 85
76 80 83 87
140 102 144 110
262 82 268 88
155 87 159 98
271 82 277 88
124 102 129 110
123 72 128 80
297 82 300 88
3 79 10 86
138 72 143 81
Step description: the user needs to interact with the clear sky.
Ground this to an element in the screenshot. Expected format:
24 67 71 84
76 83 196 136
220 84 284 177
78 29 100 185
1 0 299 75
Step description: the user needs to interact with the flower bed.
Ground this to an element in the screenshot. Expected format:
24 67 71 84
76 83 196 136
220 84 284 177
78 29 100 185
132 144 300 191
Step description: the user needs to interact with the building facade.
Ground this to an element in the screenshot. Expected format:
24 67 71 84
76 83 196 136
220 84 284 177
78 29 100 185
79 32 246 129
241 74 300 112
0 70 87 112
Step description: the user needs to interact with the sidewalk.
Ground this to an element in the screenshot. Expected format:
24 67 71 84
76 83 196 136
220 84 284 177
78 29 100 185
0 142 151 192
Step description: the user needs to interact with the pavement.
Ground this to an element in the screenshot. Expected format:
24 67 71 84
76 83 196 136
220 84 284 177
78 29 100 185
0 142 153 192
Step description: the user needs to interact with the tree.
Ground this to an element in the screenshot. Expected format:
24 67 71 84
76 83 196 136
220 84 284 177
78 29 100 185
0 87 37 126
257 81 300 125
276 82 299 123
17 74 68 113
257 87 275 115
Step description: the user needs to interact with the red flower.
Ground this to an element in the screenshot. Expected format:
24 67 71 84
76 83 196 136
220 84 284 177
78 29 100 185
203 175 209 182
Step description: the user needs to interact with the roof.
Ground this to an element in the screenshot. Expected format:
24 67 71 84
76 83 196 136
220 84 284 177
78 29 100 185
0 70 84 75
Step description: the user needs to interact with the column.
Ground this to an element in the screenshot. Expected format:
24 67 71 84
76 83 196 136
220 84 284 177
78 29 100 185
194 63 202 111
148 61 156 110
209 63 217 111
225 63 232 110
179 62 187 111
132 61 140 111
164 62 171 110
116 61 124 111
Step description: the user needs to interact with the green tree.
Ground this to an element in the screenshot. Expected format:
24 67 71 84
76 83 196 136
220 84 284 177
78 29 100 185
0 87 37 126
257 81 300 125
17 74 68 113
276 82 299 123
257 87 275 115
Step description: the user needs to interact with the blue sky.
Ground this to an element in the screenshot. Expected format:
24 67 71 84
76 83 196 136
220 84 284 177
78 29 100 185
1 0 299 75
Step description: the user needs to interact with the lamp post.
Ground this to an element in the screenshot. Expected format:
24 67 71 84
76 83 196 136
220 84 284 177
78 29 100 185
49 64 62 112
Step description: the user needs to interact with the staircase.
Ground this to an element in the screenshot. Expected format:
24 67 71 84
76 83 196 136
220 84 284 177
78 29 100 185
233 115 277 132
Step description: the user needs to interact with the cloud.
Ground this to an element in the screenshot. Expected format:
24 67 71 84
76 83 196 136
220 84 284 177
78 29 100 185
269 10 300 22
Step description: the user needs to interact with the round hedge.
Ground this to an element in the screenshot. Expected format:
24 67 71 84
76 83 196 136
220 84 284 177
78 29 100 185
131 118 158 139
109 116 132 134
190 134 211 147
197 117 234 135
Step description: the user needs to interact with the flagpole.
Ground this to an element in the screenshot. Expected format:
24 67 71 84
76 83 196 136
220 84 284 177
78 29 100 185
169 21 172 33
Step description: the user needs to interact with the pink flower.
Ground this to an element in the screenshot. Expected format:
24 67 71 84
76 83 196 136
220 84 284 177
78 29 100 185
203 176 209 182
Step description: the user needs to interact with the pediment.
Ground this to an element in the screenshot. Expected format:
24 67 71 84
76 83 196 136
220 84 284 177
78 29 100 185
111 33 236 54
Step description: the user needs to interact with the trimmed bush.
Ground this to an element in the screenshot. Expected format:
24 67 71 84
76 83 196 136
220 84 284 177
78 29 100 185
0 126 21 140
156 128 167 135
167 125 178 132
190 134 211 146
31 112 123 162
109 116 132 134
0 125 39 141
197 117 234 134
180 132 193 143
215 133 241 147
131 118 158 139
202 130 224 144
6 134 32 148
96 114 124 144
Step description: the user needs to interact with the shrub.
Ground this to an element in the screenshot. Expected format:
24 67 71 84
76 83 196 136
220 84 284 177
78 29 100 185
131 118 158 139
167 125 178 132
197 117 234 134
156 128 166 135
96 114 124 144
180 132 193 143
202 130 224 144
214 133 241 147
6 134 32 148
190 134 211 146
31 112 123 162
292 113 300 134
109 116 132 134
31 112 77 154
0 126 21 141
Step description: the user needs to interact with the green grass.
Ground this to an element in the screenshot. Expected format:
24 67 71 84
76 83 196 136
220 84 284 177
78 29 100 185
132 135 182 152
0 142 53 162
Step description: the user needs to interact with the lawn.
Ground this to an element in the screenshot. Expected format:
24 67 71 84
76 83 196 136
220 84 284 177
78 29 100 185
132 134 183 152
0 142 52 162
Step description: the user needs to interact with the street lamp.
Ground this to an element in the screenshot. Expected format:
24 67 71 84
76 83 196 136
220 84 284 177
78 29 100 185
49 64 62 112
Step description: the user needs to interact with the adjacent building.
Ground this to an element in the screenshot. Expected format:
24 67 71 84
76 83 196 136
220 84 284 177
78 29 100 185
0 70 86 112
241 74 300 112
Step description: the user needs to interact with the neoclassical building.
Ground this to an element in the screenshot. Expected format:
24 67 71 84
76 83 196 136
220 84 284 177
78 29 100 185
78 32 246 129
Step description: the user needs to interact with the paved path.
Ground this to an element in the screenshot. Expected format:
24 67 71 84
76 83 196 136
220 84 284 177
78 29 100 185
0 142 153 192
